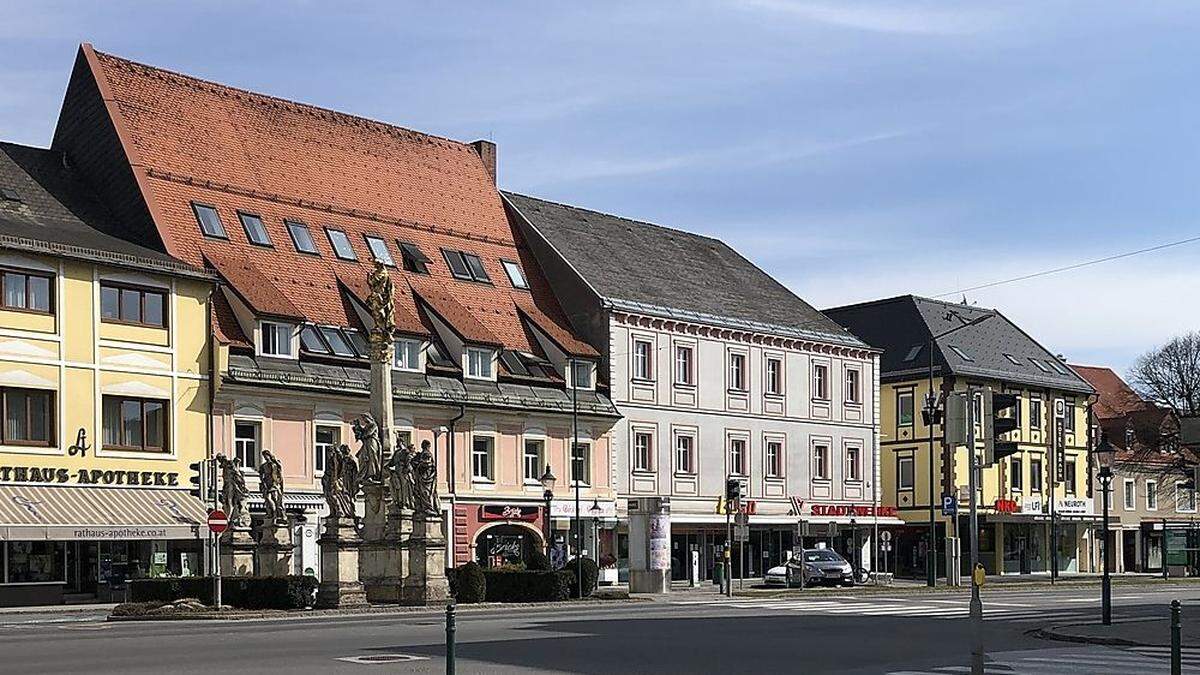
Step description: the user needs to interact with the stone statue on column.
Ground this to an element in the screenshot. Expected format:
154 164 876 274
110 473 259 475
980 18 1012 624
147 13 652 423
255 449 293 576
322 444 359 519
317 443 366 608
353 414 383 489
410 439 441 516
216 453 254 576
385 438 416 512
403 438 448 605
257 449 288 526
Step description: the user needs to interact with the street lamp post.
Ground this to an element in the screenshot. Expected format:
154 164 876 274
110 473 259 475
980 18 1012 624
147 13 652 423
540 465 557 560
1094 433 1116 626
849 509 858 583
924 311 995 588
589 498 602 567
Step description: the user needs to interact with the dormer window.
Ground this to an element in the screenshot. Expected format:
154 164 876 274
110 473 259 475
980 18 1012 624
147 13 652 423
299 325 329 354
399 242 430 274
319 326 356 357
570 360 594 390
260 321 295 357
364 235 395 266
395 338 422 371
465 347 495 380
238 212 273 247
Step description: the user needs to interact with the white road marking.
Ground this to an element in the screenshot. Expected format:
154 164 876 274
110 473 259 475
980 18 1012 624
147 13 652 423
334 653 431 665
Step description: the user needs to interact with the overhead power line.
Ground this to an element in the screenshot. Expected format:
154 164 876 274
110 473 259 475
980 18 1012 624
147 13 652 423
932 233 1200 298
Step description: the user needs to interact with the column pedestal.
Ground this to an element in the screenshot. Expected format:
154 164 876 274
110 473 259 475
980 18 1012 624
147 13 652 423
317 517 368 609
403 514 449 606
256 522 295 577
221 527 256 577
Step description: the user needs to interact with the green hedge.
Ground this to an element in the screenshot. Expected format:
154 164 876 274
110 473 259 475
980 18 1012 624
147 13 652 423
482 569 572 603
129 576 318 610
566 557 599 598
454 562 487 604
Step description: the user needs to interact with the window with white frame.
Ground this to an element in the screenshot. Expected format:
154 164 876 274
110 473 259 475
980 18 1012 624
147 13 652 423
234 421 260 468
728 352 747 391
812 363 829 400
570 360 594 389
260 321 294 357
1178 482 1197 512
633 431 654 472
466 347 494 380
845 368 861 405
846 445 861 482
315 425 339 474
1064 457 1077 495
898 455 915 490
766 439 783 478
729 437 747 476
674 345 694 386
394 338 421 371
571 441 591 486
1124 479 1136 511
633 339 654 381
523 439 544 484
1147 480 1158 510
898 390 914 427
1030 458 1043 492
812 443 829 480
472 435 494 481
1010 456 1022 491
765 357 783 396
1030 397 1043 429
675 433 695 474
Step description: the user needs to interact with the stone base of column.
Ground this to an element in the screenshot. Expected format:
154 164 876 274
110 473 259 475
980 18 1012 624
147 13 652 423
221 527 256 577
317 517 368 609
256 523 295 577
402 515 449 606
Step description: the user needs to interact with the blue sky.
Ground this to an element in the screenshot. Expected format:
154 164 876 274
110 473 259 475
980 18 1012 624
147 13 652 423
3 1 1199 376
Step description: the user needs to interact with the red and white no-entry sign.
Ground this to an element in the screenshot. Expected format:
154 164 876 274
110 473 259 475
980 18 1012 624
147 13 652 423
207 509 229 534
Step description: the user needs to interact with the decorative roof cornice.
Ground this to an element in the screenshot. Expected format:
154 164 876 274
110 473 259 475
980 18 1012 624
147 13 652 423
0 232 212 281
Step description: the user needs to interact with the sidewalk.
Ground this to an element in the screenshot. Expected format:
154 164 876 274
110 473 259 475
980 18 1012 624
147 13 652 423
0 603 116 616
1038 615 1196 648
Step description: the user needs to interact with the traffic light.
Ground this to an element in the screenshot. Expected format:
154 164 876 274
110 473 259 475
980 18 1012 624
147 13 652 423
725 478 741 501
983 388 1020 465
188 459 209 501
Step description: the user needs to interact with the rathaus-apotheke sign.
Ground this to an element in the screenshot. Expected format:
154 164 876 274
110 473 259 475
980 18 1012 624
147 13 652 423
0 465 181 487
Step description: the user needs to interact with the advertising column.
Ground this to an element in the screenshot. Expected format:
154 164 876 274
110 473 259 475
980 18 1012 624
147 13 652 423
628 497 671 593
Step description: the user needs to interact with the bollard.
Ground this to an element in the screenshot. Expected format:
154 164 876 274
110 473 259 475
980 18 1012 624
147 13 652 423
446 602 456 675
1171 600 1181 675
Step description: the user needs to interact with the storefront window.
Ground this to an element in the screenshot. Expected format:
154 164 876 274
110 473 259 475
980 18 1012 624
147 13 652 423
6 541 66 583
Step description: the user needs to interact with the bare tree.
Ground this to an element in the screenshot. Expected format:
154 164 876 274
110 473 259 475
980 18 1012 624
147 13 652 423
1130 332 1200 417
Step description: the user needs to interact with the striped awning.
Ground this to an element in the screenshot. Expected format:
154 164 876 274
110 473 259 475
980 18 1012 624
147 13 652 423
0 485 208 541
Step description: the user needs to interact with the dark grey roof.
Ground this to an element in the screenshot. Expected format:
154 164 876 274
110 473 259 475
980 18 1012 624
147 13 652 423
0 142 207 279
226 354 620 418
504 192 867 349
823 295 1093 394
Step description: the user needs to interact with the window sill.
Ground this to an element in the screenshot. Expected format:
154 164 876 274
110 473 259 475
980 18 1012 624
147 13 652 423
764 392 785 399
727 389 749 395
631 378 656 385
632 469 657 476
673 382 696 389
673 471 697 478
811 397 831 403
811 477 832 484
765 475 785 481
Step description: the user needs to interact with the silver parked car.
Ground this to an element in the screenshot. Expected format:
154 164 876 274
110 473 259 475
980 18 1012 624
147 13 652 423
764 549 854 588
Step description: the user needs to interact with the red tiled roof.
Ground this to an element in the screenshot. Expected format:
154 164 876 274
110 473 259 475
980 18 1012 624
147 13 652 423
212 290 250 348
335 271 427 337
204 251 303 320
82 46 589 359
515 300 599 357
1071 364 1152 420
410 281 501 347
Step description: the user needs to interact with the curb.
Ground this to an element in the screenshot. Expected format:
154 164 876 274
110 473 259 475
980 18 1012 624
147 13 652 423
107 596 647 622
1031 619 1189 649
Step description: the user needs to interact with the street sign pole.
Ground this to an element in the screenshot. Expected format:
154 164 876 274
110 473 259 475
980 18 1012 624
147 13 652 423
967 389 984 675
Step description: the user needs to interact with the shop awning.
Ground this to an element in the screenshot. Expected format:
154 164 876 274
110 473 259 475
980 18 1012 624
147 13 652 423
0 485 208 541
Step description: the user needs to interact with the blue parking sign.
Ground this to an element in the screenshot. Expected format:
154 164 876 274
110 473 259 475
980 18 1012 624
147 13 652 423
941 495 957 516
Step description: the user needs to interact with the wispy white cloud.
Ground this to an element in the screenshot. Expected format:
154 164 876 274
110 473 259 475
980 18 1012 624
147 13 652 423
731 0 1003 36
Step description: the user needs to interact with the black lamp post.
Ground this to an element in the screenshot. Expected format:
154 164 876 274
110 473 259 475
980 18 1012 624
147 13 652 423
849 507 858 584
589 498 602 565
540 465 556 559
1094 433 1116 625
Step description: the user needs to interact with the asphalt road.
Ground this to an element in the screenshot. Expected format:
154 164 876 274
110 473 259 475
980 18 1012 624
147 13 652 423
2 584 1199 674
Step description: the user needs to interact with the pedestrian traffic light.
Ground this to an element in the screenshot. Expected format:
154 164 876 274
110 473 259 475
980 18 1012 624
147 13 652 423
188 460 207 500
725 477 741 501
983 388 1020 465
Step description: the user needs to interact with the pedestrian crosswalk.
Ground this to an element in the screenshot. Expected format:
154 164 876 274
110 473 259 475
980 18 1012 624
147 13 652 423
675 596 1112 624
887 645 1200 674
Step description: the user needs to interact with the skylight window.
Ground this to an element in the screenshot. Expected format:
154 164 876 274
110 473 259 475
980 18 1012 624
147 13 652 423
948 345 973 362
903 345 923 362
319 326 356 357
345 330 369 357
1029 358 1050 373
442 249 490 282
501 259 529 290
1047 360 1068 375
1003 353 1022 366
238 212 272 247
326 228 356 260
299 325 330 354
285 220 318 255
0 188 21 202
399 242 430 274
365 236 395 266
191 203 227 239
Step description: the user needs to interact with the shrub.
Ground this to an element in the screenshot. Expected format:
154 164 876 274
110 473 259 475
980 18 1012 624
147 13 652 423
566 557 599 598
111 600 165 617
128 575 317 610
482 569 572 602
526 550 552 572
455 562 487 604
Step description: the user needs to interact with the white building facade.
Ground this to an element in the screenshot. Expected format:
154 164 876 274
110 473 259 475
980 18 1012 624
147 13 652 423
506 193 888 586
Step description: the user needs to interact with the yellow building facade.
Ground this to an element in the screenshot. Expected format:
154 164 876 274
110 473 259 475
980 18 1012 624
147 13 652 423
0 142 212 606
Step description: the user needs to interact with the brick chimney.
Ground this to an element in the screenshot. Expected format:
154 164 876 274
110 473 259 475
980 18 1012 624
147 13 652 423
470 140 497 184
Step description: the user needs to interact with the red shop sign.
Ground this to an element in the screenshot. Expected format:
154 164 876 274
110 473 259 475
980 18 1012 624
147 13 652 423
480 505 540 522
994 499 1019 513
